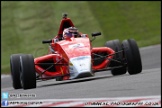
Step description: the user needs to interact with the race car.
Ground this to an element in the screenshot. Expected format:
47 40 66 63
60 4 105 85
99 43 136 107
10 14 142 90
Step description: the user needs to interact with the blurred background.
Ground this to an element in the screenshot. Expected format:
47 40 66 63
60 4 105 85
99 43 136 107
1 1 161 74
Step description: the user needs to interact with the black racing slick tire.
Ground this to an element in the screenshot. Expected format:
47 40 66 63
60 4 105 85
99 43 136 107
10 54 23 89
20 54 36 89
122 39 142 75
105 39 127 75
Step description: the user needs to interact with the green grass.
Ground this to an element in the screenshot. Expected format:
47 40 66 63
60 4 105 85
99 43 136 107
1 1 161 74
88 1 161 47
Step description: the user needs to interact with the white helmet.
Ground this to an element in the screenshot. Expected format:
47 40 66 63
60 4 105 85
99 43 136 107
63 27 79 39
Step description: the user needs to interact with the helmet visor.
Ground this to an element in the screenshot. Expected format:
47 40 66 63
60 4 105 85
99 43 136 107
65 32 78 37
65 32 73 37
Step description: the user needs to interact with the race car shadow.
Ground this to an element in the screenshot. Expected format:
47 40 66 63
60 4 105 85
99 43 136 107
37 75 124 88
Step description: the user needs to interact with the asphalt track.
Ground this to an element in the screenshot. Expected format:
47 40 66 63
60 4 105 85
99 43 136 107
1 44 161 101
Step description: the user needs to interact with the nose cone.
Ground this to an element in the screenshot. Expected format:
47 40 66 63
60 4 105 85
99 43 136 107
69 56 93 79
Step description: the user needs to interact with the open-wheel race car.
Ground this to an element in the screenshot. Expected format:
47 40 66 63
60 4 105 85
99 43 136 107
10 14 142 90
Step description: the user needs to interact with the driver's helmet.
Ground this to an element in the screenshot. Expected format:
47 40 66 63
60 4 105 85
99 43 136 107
63 27 79 39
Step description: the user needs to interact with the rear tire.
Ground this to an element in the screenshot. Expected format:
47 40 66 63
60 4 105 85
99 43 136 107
105 39 127 75
122 39 142 75
10 54 23 89
20 54 36 89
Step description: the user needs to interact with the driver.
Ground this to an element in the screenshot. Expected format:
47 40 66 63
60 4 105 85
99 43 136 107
50 27 87 53
63 27 80 39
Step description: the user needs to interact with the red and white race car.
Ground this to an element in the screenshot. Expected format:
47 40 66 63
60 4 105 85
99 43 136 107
10 14 142 90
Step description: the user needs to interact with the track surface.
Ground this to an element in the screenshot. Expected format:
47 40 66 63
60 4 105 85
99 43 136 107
1 44 161 101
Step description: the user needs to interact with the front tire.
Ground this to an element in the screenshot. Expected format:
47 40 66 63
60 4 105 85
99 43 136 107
122 39 142 75
20 54 36 89
105 39 127 75
10 54 23 89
